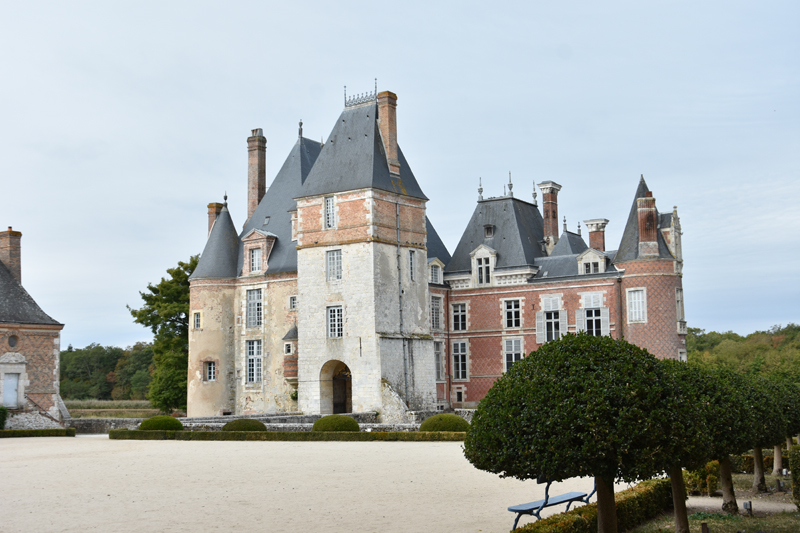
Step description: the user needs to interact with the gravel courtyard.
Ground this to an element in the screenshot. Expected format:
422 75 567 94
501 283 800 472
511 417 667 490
1 435 607 532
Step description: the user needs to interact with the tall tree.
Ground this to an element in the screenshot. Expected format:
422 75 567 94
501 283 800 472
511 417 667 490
128 255 198 413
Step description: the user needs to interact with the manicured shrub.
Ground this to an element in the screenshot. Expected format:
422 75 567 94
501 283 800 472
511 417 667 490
0 406 7 430
419 413 470 432
222 418 267 432
108 429 466 441
312 414 359 432
683 460 720 496
139 415 184 431
0 428 76 438
728 454 774 474
788 445 800 511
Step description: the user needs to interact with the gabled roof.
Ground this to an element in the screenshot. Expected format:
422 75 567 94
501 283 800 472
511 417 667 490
282 324 298 341
614 177 673 263
299 103 427 200
237 137 323 275
425 217 451 267
0 260 61 325
446 196 545 273
190 206 240 280
550 230 588 256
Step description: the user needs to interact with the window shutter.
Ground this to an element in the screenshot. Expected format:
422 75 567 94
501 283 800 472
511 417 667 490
505 339 512 353
559 310 568 336
536 311 545 344
576 310 585 333
600 307 610 336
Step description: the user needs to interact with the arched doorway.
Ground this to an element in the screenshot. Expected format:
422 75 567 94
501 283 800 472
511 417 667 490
319 360 352 414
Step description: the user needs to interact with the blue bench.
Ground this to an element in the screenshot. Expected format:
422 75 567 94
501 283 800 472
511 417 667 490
508 478 596 530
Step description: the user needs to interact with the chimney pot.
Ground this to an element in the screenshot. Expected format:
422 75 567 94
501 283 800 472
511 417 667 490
537 181 562 253
584 219 609 252
247 129 267 219
377 91 400 175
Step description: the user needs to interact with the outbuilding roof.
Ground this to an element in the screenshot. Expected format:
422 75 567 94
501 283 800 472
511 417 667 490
0 260 61 325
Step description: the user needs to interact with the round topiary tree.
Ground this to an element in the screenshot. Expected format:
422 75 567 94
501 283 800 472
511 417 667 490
464 333 679 533
222 418 267 432
419 413 470 432
139 415 184 431
312 414 360 432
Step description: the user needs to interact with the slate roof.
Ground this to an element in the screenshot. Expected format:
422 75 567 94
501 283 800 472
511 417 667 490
613 177 674 263
446 197 545 273
0 260 61 325
550 230 588 256
300 103 427 200
237 137 323 274
425 217 451 267
282 324 298 341
190 206 240 280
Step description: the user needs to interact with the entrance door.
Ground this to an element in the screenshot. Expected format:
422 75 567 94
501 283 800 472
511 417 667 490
3 373 19 408
331 366 352 414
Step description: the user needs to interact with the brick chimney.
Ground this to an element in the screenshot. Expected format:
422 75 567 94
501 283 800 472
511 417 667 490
584 218 609 251
377 91 400 175
207 203 224 235
0 226 22 284
247 128 267 219
637 191 659 257
537 181 562 251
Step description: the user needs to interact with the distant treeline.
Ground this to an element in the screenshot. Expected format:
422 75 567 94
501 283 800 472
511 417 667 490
687 324 800 383
60 342 154 400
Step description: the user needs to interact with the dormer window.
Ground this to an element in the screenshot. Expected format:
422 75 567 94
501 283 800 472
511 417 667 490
577 249 606 275
484 225 495 238
430 265 441 284
250 248 262 272
324 196 336 229
584 262 599 274
477 258 491 285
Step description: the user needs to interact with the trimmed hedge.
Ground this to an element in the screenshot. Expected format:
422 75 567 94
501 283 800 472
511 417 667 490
729 453 774 474
0 428 76 438
222 419 267 432
109 429 466 441
516 478 673 533
0 406 7 429
312 414 359 432
419 413 470 432
683 460 720 496
139 415 184 431
788 445 800 511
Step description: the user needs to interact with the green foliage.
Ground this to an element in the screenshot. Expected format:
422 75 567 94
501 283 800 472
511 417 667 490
745 375 787 447
419 413 470 432
60 343 154 400
128 255 198 413
222 418 267 432
109 429 466 441
290 389 298 401
683 461 721 495
139 415 184 431
464 333 680 484
0 428 76 438
687 512 741 521
312 414 360 432
0 406 7 430
728 454 774 474
787 445 800 510
515 479 673 533
63 399 152 410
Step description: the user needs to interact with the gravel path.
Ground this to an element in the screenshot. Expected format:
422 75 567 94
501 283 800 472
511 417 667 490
0 435 615 533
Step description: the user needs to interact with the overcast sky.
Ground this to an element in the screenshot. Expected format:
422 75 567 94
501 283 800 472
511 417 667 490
2 1 798 349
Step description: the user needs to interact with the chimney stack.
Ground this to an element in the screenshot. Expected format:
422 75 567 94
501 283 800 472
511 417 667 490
247 128 266 219
377 91 400 175
637 191 659 257
584 219 609 252
207 203 224 235
0 226 22 284
537 181 562 249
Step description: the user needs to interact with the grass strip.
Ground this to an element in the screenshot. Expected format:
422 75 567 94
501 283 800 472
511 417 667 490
109 429 465 441
0 428 76 438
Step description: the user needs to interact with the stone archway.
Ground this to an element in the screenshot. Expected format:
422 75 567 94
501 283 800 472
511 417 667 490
319 360 352 414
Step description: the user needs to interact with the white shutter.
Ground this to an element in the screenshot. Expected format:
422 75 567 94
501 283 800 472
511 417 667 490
576 309 586 333
536 311 545 344
600 307 610 336
505 339 513 352
559 309 568 337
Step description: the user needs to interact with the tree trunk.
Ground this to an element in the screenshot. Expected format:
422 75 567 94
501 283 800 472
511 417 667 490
669 465 690 533
753 447 767 493
595 475 618 533
774 445 782 474
719 455 738 515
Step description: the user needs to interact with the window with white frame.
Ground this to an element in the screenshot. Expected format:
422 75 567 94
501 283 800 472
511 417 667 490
284 343 293 355
678 350 687 362
452 303 467 331
583 261 599 274
327 306 343 338
505 300 521 328
453 342 467 380
430 296 442 330
246 289 262 328
434 341 445 381
289 295 298 310
476 257 491 285
577 293 609 336
246 341 262 382
585 309 602 336
250 247 262 273
204 361 216 381
627 288 647 323
504 338 522 372
676 288 685 321
545 311 560 342
324 196 335 229
193 312 201 329
326 250 342 281
537 296 564 343
430 264 441 284
409 250 415 281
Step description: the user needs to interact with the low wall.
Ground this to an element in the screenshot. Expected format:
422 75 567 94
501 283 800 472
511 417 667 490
67 418 143 434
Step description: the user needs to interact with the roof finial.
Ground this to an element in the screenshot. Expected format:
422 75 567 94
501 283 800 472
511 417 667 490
374 78 377 96
344 85 347 106
640 173 645 182
532 182 538 206
224 192 228 208
563 216 567 232
299 120 303 139
478 178 483 201
504 184 507 196
508 171 513 197
577 222 581 236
